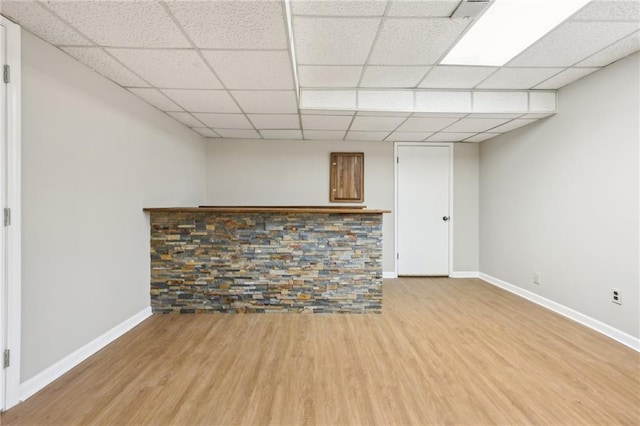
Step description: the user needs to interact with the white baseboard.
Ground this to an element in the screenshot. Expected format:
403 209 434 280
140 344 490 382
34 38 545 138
479 273 639 352
449 271 479 278
19 306 152 403
384 272 479 279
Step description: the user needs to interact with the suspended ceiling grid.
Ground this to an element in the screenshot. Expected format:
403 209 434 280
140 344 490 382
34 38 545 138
1 0 638 142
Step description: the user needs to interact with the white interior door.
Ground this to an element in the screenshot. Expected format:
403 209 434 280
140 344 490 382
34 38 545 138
0 16 20 410
0 22 7 410
397 145 451 276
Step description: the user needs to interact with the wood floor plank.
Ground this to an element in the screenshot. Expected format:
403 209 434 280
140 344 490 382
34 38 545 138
2 278 638 425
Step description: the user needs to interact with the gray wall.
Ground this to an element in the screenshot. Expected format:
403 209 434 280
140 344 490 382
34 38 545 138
205 139 480 273
205 139 396 271
21 31 207 381
480 52 640 338
453 144 479 272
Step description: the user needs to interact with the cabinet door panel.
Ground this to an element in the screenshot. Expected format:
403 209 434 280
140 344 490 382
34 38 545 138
330 153 364 202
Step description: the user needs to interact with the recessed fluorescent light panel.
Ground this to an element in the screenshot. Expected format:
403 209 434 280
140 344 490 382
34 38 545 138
442 0 592 66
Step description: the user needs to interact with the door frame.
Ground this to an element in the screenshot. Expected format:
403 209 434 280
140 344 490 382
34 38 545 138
0 15 22 411
394 142 454 277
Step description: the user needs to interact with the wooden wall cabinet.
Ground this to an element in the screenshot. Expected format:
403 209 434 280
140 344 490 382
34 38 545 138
330 152 364 203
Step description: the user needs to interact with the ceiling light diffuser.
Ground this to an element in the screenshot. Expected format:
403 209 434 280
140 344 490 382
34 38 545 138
441 0 592 66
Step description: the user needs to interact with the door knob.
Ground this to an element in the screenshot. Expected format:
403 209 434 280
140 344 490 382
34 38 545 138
442 216 450 221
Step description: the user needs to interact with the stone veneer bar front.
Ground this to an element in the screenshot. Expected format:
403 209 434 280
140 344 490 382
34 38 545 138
144 207 389 314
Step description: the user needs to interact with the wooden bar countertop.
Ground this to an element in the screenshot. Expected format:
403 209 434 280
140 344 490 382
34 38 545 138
143 206 391 214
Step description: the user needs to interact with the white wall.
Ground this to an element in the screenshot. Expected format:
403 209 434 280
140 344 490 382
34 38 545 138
480 52 639 338
21 31 206 381
206 139 480 274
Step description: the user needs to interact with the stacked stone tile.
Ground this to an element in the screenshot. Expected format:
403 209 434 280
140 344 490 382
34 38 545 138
149 212 383 313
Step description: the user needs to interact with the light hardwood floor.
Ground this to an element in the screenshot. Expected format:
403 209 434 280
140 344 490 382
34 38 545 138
2 278 639 425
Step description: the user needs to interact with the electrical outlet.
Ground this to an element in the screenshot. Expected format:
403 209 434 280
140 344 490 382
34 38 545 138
612 289 622 305
533 272 540 285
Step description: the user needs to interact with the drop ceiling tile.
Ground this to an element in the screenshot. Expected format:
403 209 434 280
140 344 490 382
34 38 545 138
418 66 498 89
464 133 500 142
521 112 555 119
232 91 298 113
534 68 599 89
474 92 528 113
572 0 640 21
396 117 459 132
489 119 538 133
466 113 524 119
166 1 288 49
107 49 222 89
385 131 431 141
260 130 304 139
358 91 414 111
215 129 262 139
387 1 460 17
427 132 476 142
193 113 253 129
62 47 148 87
576 31 640 67
128 88 182 111
477 68 563 89
300 90 357 109
529 92 557 112
300 109 355 116
360 66 430 88
415 91 471 112
298 66 363 87
302 115 354 130
293 17 381 64
369 18 470 65
358 111 411 117
249 114 300 130
350 116 406 131
167 112 204 128
345 131 390 141
1 1 91 46
192 128 220 138
203 51 294 90
162 90 241 113
291 0 388 16
444 118 510 133
412 112 467 118
507 22 640 67
44 1 189 48
303 130 347 140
